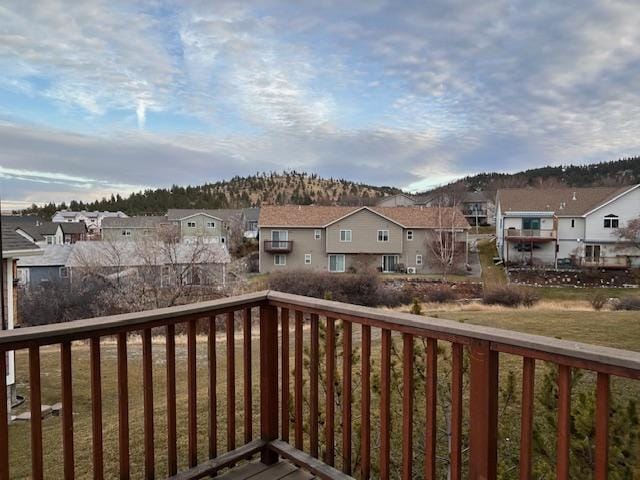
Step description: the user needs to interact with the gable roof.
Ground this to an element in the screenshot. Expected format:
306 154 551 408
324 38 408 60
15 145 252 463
259 206 469 229
102 216 169 229
496 185 635 216
166 209 243 222
16 222 61 240
2 226 40 256
58 222 88 234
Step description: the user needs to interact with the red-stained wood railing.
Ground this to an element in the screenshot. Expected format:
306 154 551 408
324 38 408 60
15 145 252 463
2 290 640 480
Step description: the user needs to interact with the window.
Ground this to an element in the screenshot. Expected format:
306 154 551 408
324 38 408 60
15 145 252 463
329 254 345 272
382 255 399 272
522 218 541 230
416 254 423 265
122 230 131 236
377 230 389 242
314 229 322 240
187 221 196 228
274 254 286 266
59 267 70 279
571 219 575 228
304 254 312 264
339 230 352 242
585 244 601 262
46 236 55 245
604 214 619 229
206 221 215 228
406 230 414 241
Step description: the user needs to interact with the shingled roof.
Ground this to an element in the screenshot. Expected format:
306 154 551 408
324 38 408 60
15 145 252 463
497 185 637 216
259 206 470 229
2 226 40 256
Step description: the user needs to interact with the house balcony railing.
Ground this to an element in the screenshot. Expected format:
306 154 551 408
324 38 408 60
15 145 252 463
505 228 556 240
2 291 639 479
575 256 631 269
263 240 293 253
462 208 488 217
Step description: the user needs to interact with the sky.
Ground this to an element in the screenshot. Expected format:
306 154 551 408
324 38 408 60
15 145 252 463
1 0 639 209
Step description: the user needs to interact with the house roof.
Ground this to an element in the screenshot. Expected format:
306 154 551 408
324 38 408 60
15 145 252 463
102 216 168 228
66 241 231 268
166 209 244 222
259 206 470 229
58 222 88 234
16 222 61 240
243 208 260 222
462 191 490 203
2 226 40 256
17 245 73 267
497 185 635 216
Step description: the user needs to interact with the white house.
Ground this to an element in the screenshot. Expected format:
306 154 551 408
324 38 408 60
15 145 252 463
52 210 128 236
2 226 40 411
496 184 640 268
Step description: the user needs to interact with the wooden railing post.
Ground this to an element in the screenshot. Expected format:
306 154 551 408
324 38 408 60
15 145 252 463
260 305 279 464
469 340 498 480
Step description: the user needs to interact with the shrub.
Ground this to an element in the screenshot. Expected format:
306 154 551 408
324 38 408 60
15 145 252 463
483 285 539 308
590 293 608 311
613 296 640 311
268 271 411 307
425 285 456 303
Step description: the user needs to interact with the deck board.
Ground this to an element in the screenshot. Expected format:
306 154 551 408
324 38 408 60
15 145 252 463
218 461 311 480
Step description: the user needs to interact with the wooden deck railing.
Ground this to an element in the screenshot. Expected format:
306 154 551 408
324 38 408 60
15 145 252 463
2 290 640 479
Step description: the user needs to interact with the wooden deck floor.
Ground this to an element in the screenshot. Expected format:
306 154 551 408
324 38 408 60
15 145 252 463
217 460 316 480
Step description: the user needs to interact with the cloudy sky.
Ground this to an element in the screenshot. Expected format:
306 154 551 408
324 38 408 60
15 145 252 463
1 1 639 209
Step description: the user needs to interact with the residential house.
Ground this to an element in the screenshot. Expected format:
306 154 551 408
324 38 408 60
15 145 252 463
16 245 73 286
496 184 640 268
376 193 436 207
167 209 251 245
258 205 470 274
59 222 88 244
66 240 230 287
461 191 495 226
1 225 40 408
244 208 260 238
15 222 64 246
102 216 170 241
51 210 128 236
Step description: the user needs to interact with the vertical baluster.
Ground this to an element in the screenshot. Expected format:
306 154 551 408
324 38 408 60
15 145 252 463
380 329 391 479
208 317 218 460
557 365 571 480
450 343 463 480
61 341 75 480
30 346 43 480
595 373 609 480
260 305 279 465
325 317 336 466
402 334 414 480
519 357 535 480
294 311 304 450
281 308 290 443
469 339 498 480
117 333 130 479
360 325 371 480
187 318 198 467
310 313 320 458
226 312 236 451
425 338 437 480
166 324 178 475
342 320 352 474
142 329 154 479
0 351 9 480
90 337 103 480
243 308 252 444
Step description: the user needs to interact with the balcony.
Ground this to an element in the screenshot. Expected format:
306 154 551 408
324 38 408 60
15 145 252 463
505 228 556 241
1 291 639 479
264 240 293 253
462 208 488 217
575 256 631 269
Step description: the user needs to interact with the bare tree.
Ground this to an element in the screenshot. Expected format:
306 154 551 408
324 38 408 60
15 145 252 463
424 200 468 280
225 211 245 256
615 217 640 251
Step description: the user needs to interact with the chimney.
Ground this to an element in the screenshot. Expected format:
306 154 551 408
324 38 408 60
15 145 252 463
572 192 577 201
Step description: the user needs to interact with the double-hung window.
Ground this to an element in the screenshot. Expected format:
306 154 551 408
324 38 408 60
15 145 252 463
377 230 389 242
206 221 215 228
339 230 352 242
328 254 345 272
187 221 196 228
416 254 423 265
603 214 619 228
304 254 312 264
314 229 322 240
274 254 286 266
406 230 414 241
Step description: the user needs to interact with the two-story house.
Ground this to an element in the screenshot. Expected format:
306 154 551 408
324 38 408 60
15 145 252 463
52 210 128 236
461 191 495 226
2 225 40 409
102 216 170 241
259 206 469 274
496 184 640 268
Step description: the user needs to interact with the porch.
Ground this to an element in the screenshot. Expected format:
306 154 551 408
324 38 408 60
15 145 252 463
1 291 640 479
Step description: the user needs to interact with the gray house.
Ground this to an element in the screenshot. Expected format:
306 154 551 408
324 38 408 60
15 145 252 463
16 245 73 286
102 216 170 241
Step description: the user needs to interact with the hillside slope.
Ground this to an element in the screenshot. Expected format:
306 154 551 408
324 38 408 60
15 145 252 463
22 171 401 218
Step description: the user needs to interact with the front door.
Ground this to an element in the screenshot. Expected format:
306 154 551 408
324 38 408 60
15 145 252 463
382 255 398 273
585 245 601 263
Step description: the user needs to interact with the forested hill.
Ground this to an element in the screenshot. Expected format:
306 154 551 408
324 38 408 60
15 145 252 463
420 156 640 197
21 171 401 218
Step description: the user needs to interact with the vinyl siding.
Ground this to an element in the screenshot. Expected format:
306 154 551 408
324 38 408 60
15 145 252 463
325 209 403 254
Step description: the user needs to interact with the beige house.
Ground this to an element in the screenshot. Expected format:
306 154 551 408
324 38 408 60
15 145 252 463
259 206 470 274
